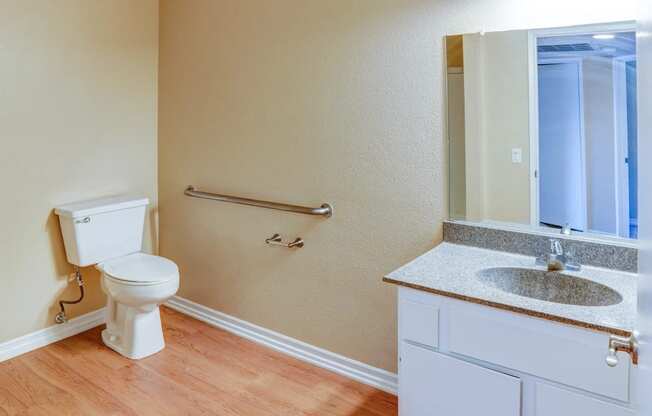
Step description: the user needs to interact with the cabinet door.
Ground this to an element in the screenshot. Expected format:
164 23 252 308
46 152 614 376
448 303 629 401
400 342 521 416
535 383 634 416
399 298 439 348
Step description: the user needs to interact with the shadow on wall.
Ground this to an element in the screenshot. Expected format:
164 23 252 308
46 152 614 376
45 211 72 278
149 206 159 254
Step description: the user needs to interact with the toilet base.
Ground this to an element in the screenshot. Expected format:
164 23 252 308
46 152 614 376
102 302 166 360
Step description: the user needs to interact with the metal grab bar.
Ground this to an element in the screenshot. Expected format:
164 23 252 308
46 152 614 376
184 186 333 218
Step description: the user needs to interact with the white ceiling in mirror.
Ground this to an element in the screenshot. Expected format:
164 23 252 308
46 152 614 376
538 32 636 58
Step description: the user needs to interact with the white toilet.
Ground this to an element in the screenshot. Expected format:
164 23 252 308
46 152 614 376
55 196 179 359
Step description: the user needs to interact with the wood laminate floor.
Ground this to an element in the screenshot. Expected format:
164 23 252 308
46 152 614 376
0 307 398 416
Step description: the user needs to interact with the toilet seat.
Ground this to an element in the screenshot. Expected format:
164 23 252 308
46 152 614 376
98 253 178 286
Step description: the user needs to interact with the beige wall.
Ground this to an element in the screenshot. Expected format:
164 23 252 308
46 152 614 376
447 71 466 219
446 36 466 219
462 33 488 221
158 0 442 373
0 1 159 343
482 30 531 224
463 30 531 225
158 0 635 372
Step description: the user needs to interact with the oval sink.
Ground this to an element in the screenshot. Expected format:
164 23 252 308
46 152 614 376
477 267 622 306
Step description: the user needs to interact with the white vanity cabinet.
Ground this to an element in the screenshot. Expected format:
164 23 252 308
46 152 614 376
401 342 521 415
535 383 634 416
398 287 635 416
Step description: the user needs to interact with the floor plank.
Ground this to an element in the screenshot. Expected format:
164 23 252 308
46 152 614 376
0 307 397 416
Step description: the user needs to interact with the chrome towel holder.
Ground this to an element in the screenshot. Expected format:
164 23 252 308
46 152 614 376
184 186 333 218
265 233 304 249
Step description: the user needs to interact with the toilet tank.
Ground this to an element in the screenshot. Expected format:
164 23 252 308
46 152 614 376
54 196 149 267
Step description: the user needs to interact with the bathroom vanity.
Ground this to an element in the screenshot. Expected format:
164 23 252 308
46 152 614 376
384 234 638 416
407 19 644 415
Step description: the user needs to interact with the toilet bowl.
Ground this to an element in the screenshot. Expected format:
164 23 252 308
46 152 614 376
98 253 179 359
54 195 180 360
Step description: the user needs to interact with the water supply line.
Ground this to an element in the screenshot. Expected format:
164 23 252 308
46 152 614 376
55 266 85 324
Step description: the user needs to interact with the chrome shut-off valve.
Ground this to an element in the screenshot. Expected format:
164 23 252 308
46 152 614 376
606 334 638 367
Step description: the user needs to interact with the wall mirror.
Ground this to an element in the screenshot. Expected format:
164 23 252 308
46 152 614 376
446 22 638 240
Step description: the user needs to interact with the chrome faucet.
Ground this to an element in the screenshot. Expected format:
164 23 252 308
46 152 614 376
560 223 572 235
536 239 581 272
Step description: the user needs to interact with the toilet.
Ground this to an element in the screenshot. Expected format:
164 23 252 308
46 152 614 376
55 196 179 359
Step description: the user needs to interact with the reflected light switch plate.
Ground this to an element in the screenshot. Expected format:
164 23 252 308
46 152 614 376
511 148 523 164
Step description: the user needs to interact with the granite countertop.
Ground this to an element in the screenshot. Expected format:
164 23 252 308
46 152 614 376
384 242 637 336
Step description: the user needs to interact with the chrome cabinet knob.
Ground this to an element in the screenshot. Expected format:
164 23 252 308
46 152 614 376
606 346 619 367
605 334 638 367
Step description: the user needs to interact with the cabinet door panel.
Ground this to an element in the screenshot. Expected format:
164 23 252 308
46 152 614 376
535 383 634 416
448 302 629 401
400 342 521 416
399 299 439 348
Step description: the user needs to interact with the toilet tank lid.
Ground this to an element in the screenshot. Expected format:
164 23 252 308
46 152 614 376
54 195 149 218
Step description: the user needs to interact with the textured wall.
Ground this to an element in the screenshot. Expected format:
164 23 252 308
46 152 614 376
158 0 635 372
0 0 159 343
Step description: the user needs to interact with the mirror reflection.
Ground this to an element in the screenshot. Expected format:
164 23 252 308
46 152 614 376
446 23 638 239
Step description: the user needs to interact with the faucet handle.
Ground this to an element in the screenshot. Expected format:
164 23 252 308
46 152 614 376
549 239 563 255
564 245 582 271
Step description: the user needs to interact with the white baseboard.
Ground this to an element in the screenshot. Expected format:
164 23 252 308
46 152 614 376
1 298 399 395
0 308 106 363
165 296 398 395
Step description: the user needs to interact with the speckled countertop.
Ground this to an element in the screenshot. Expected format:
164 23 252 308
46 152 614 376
384 242 637 336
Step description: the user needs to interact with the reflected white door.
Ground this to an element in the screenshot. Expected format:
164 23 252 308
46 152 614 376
538 62 587 231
